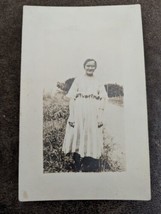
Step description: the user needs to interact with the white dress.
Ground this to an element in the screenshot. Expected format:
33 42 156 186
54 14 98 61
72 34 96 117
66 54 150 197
62 74 107 159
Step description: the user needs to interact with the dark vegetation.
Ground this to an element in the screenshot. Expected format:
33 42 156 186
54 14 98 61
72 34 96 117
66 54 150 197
57 77 124 97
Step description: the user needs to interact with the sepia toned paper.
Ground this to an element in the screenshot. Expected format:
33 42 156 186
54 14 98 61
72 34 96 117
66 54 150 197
19 5 151 201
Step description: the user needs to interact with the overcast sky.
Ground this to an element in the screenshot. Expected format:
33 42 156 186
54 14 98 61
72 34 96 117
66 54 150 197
24 6 137 93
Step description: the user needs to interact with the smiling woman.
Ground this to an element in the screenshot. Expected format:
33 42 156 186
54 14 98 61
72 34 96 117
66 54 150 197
83 58 97 76
62 59 107 172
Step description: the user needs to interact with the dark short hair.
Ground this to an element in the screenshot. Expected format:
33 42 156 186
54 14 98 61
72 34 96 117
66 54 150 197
83 59 97 69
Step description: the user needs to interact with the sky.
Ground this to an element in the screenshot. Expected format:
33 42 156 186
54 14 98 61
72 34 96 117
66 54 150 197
25 6 137 94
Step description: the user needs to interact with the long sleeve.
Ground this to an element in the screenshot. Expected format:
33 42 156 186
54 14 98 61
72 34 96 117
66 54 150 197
66 78 78 122
68 98 75 122
66 78 78 99
97 85 107 122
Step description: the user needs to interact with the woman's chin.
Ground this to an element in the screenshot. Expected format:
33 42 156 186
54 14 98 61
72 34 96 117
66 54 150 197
86 72 94 76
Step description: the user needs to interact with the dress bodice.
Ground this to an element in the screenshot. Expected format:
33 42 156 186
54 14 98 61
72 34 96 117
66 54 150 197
67 74 107 99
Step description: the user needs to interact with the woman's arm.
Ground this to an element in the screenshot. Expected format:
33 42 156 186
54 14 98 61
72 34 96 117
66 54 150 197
68 98 75 128
97 85 107 128
65 78 78 128
98 98 106 128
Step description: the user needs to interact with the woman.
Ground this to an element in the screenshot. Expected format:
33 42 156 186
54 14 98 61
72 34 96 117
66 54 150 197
62 59 107 172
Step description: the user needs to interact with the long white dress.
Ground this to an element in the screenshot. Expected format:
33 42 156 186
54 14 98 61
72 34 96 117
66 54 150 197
62 74 107 159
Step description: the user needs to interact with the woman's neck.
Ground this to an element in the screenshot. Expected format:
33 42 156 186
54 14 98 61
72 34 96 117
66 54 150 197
85 73 94 77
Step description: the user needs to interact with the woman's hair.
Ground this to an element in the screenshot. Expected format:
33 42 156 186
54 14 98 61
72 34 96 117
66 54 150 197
83 59 97 69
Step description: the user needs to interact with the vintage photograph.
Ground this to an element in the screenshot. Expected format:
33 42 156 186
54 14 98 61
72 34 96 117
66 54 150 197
19 5 150 201
43 58 125 173
41 7 127 174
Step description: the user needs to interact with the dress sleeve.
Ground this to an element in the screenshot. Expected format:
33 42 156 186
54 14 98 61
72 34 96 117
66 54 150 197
97 84 107 123
66 78 78 122
99 85 108 99
66 78 78 99
68 99 75 122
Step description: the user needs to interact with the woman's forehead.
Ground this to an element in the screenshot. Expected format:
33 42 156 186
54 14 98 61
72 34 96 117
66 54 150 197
86 60 96 65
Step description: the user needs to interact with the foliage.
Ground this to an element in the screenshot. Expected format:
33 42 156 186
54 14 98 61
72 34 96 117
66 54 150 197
57 77 124 97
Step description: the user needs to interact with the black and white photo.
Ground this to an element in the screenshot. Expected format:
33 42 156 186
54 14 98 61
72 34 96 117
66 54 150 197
43 58 125 173
19 5 150 201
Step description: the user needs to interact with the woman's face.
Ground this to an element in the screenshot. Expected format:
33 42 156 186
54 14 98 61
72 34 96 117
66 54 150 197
84 60 96 76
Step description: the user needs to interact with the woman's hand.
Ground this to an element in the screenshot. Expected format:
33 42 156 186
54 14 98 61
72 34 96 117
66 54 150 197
98 122 103 128
68 121 75 128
